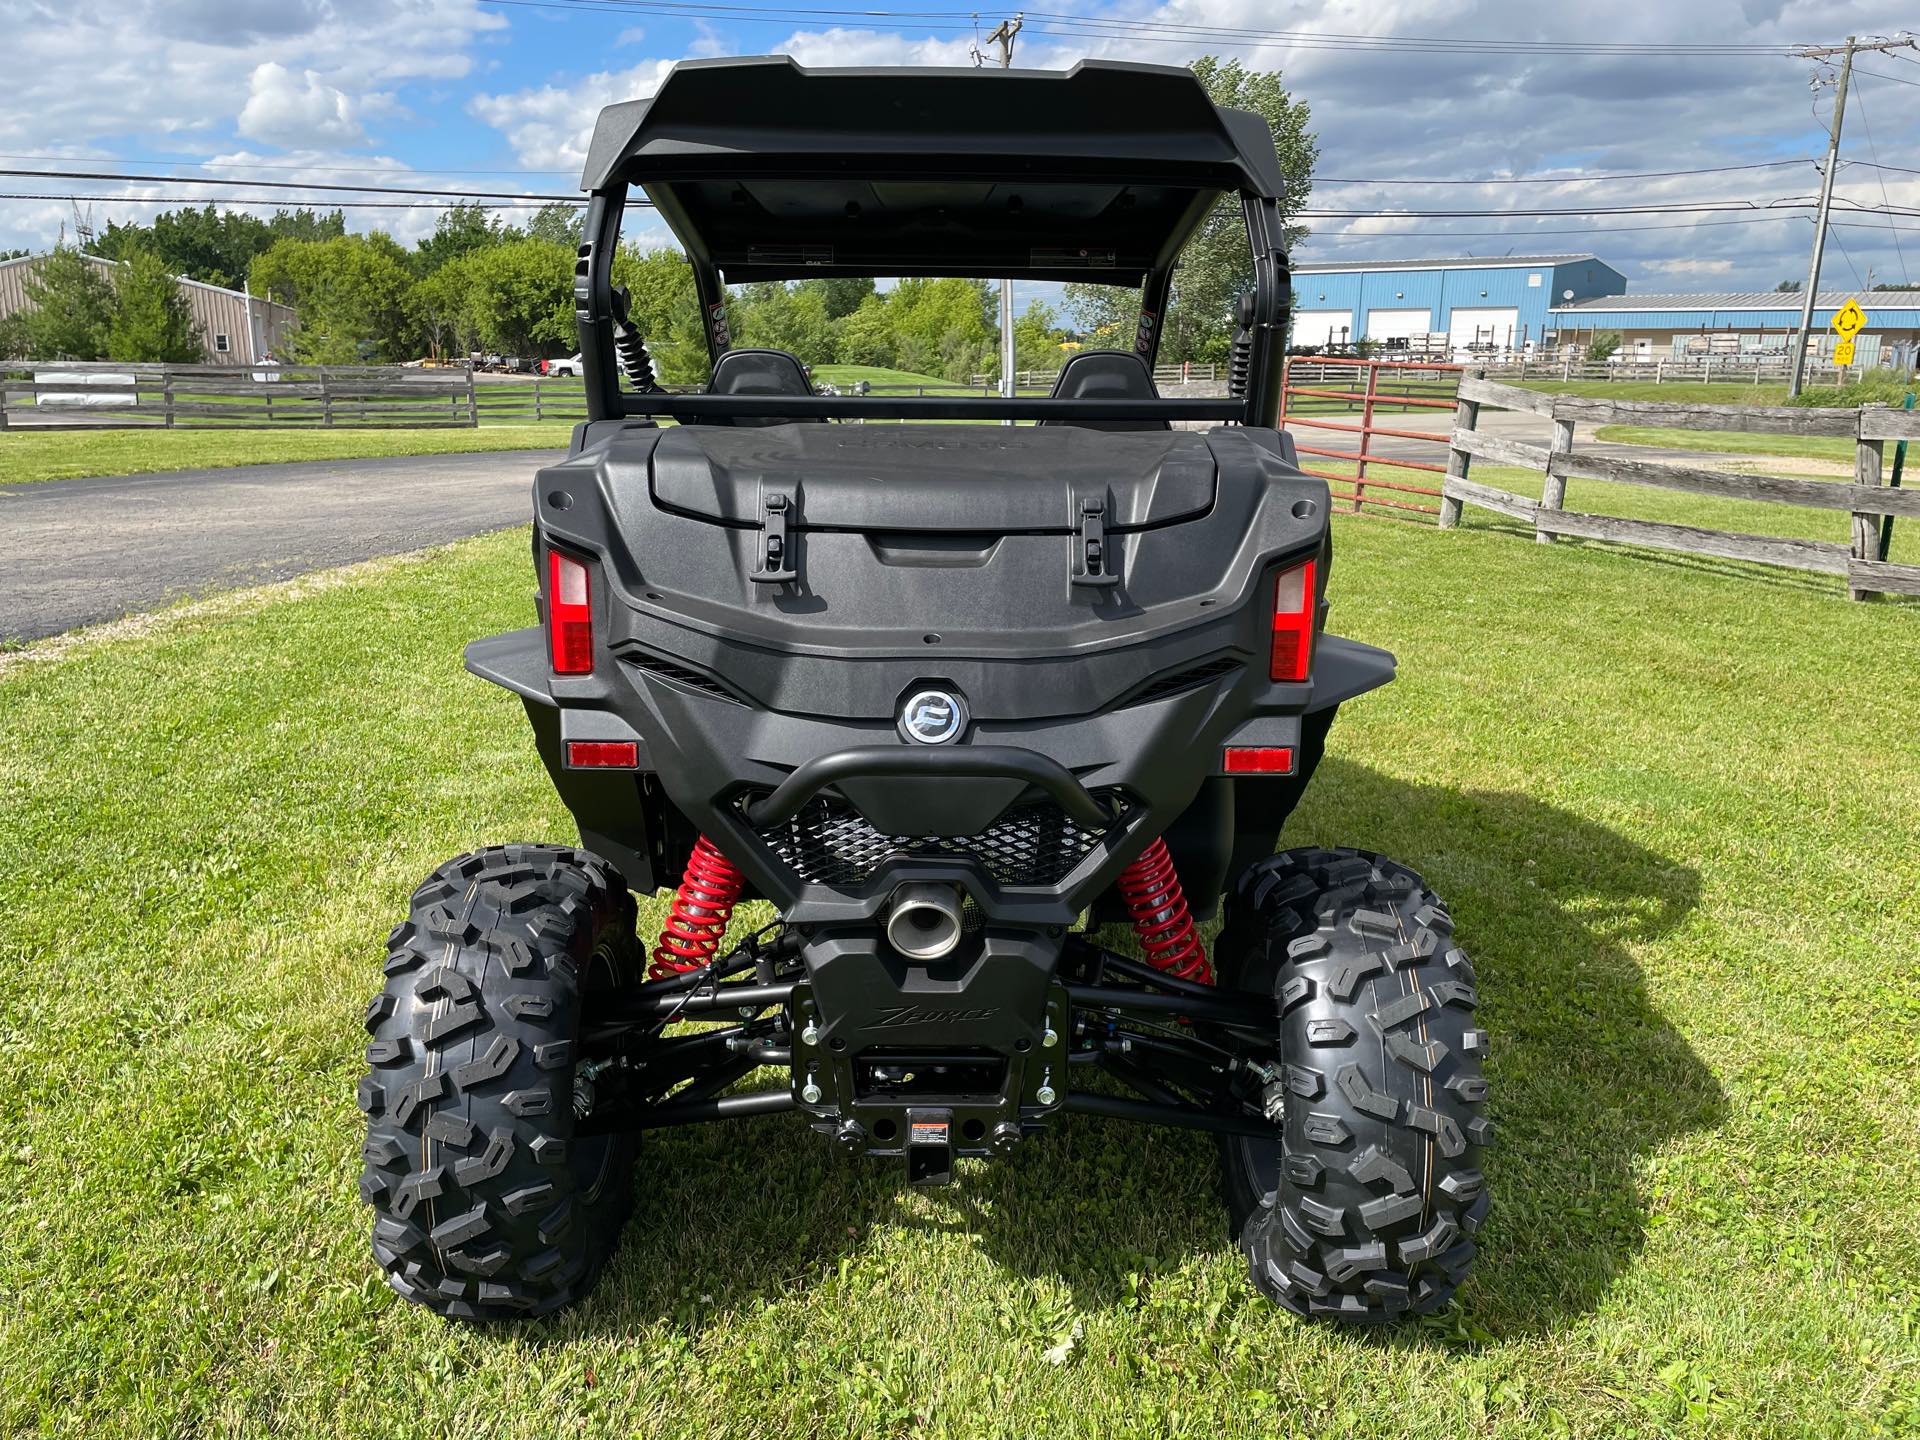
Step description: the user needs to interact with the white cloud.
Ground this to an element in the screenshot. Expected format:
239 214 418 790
615 26 647 47
468 59 679 173
1644 258 1739 275
238 64 367 147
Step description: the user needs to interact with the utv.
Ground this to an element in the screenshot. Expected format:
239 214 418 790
359 56 1489 1325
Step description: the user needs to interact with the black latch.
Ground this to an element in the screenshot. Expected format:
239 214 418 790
1073 496 1119 588
752 490 798 585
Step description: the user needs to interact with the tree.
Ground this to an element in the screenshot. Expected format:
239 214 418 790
1067 56 1317 364
414 203 508 275
96 205 346 290
524 203 584 249
733 282 834 365
795 276 875 321
833 293 897 368
406 256 481 360
609 245 707 383
1584 330 1622 362
16 247 116 359
1013 299 1068 374
459 239 575 356
1776 279 1803 292
106 247 202 362
888 277 996 381
251 233 415 362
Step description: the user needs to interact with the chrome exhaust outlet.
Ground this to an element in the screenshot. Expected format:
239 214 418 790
885 883 965 960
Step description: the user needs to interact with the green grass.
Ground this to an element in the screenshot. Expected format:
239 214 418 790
1591 425 1863 466
0 423 577 486
4 518 1918 1437
811 364 961 389
1514 380 1793 405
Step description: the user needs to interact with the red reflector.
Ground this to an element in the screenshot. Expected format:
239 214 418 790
1270 556 1317 682
566 740 638 769
547 549 593 675
1223 746 1296 775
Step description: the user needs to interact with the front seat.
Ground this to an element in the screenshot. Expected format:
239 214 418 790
1037 349 1168 431
703 348 820 426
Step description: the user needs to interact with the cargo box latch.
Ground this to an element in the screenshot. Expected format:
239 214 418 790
1073 496 1119 588
752 489 798 585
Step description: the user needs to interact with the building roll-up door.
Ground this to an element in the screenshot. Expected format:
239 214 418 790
1364 308 1433 341
1448 306 1520 356
1292 310 1354 347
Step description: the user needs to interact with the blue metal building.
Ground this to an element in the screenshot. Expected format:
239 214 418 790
1289 253 1628 354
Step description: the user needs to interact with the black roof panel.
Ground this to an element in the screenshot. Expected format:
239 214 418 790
582 56 1286 283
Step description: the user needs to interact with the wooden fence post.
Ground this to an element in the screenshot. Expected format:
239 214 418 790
1438 367 1483 529
1849 425 1886 601
1536 410 1576 543
321 369 334 428
465 367 479 427
162 369 175 429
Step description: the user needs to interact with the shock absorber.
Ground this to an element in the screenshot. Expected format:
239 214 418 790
1116 836 1213 985
649 835 745 979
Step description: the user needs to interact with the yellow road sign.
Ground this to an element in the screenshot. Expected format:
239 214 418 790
1832 338 1857 366
1831 299 1867 338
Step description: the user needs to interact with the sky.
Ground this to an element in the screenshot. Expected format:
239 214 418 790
1 0 1917 300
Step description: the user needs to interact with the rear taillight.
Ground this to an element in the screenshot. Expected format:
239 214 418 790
1269 556 1317 682
566 740 638 768
547 549 593 674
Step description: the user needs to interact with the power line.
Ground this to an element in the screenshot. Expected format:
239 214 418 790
0 151 576 177
0 167 583 202
1313 159 1814 185
1852 65 1920 88
1848 81 1909 286
0 193 566 210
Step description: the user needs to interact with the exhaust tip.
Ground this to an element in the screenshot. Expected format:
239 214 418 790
885 884 964 960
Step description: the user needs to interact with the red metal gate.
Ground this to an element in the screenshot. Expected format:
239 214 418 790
1277 357 1461 516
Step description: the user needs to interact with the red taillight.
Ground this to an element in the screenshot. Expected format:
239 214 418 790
547 549 593 674
1269 556 1317 682
566 740 638 769
1223 746 1296 774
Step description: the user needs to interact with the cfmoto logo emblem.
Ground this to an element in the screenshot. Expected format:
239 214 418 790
899 688 967 745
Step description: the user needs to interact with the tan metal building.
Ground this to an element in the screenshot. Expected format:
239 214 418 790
0 252 297 364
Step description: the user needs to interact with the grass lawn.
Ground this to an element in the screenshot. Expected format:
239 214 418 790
3 516 1918 1437
1514 380 1793 406
1590 425 1868 466
811 364 962 389
0 423 577 487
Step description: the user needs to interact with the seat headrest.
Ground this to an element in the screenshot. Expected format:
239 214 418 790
1041 349 1167 430
709 348 813 397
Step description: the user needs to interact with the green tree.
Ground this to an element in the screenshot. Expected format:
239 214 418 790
106 247 202 362
1013 299 1068 374
833 293 897 368
609 245 707 383
16 247 116 359
524 203 584 249
888 277 995 381
251 233 415 362
406 256 481 360
733 282 834 365
459 239 575 356
414 203 507 275
1067 56 1317 363
1584 330 1622 362
1776 279 1803 293
96 205 346 291
795 276 875 321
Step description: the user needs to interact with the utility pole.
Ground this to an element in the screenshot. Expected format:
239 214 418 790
980 14 1024 413
1787 35 1916 397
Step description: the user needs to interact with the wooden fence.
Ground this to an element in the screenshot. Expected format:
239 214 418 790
1438 372 1920 601
0 362 602 430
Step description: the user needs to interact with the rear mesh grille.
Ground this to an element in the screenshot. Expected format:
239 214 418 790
751 793 1126 888
1129 655 1243 705
625 654 741 703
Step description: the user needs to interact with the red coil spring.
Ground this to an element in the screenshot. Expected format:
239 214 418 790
649 834 745 979
1116 836 1213 985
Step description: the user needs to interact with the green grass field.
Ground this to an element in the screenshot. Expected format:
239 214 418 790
3 512 1917 1437
811 364 961 389
0 423 577 487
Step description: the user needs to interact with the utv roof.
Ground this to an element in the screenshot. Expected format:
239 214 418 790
580 56 1287 283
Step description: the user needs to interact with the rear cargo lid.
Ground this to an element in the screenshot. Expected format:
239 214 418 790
648 423 1215 533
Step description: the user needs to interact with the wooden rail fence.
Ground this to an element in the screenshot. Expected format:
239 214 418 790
1438 371 1920 601
0 362 599 430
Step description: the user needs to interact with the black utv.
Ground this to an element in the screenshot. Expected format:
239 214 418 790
358 56 1489 1325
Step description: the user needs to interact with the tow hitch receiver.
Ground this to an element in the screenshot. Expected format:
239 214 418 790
907 1109 954 1185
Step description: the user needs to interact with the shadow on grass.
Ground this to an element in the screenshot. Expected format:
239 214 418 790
560 758 1723 1340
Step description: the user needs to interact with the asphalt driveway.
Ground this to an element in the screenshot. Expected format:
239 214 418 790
0 449 560 643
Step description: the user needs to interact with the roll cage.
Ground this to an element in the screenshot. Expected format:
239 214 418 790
571 56 1294 428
